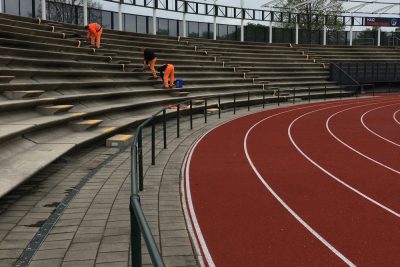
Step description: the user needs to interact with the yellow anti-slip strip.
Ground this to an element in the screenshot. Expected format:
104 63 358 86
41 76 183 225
109 134 132 141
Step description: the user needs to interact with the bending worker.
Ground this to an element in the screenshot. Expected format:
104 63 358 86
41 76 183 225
86 22 103 49
157 64 175 89
140 47 157 80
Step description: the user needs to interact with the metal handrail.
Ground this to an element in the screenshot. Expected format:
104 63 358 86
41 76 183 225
128 86 361 266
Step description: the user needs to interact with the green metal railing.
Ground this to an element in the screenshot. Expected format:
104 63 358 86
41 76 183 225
128 87 361 266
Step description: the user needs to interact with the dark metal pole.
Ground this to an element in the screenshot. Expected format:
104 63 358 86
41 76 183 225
189 100 193 130
177 104 180 138
218 96 221 119
262 90 265 108
130 198 142 267
308 87 311 102
277 88 280 107
138 130 144 191
163 109 167 149
292 88 296 104
247 91 250 111
233 94 236 114
324 85 327 100
204 98 208 123
151 120 155 166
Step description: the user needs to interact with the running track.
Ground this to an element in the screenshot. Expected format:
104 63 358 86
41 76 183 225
183 95 400 266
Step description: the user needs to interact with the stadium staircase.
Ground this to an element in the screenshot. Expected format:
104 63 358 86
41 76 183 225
1 12 398 198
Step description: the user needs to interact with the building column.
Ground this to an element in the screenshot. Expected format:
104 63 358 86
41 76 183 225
213 15 217 40
0 0 3 14
182 13 187 37
377 27 381 46
240 0 244 42
41 0 46 20
295 23 299 44
152 8 157 35
269 21 273 44
118 1 123 31
349 26 353 46
323 25 327 46
83 0 88 26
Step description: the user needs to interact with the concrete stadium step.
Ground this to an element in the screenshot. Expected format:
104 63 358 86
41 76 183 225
70 119 103 131
37 104 74 115
3 90 44 100
0 75 14 83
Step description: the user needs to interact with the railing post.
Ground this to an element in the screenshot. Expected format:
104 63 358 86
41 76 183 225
262 90 265 108
218 96 221 119
292 88 296 104
308 87 311 102
233 94 236 114
163 109 167 149
151 120 155 165
277 88 280 107
176 104 180 138
130 197 142 267
189 100 193 129
324 85 327 100
138 130 144 191
204 98 208 123
247 91 250 111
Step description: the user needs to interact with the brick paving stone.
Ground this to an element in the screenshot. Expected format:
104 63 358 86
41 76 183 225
32 248 67 260
39 240 72 250
61 260 95 267
64 249 98 261
95 251 129 264
29 258 63 267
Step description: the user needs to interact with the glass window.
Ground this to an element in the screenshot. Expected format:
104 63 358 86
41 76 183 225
89 8 101 24
188 21 199 38
199 23 209 39
218 24 228 40
168 20 177 37
208 23 213 39
178 20 183 37
20 0 33 17
147 17 153 34
158 18 169 35
4 0 19 15
113 12 122 30
137 15 147 33
102 11 112 29
245 25 255 42
124 14 136 32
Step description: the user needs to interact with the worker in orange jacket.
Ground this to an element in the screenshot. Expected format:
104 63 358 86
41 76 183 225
157 64 175 89
85 22 103 48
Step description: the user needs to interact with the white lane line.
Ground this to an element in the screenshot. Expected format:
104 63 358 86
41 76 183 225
183 98 380 266
244 104 357 267
288 104 400 218
182 101 346 267
394 109 400 125
361 103 400 148
326 103 400 176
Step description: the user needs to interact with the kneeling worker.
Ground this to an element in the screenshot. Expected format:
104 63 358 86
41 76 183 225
157 64 175 89
86 22 103 49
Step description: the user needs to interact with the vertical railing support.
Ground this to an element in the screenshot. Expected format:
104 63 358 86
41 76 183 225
138 130 144 191
233 94 236 114
293 88 296 104
277 88 280 107
324 85 327 100
177 104 180 138
204 98 208 123
218 96 221 119
151 120 155 165
247 91 250 111
163 110 167 149
262 90 265 108
308 87 311 102
189 100 193 129
130 198 142 267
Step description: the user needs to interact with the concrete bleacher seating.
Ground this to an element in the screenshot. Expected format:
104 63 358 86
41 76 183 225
2 12 399 198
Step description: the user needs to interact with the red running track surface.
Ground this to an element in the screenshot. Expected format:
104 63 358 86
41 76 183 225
183 96 400 267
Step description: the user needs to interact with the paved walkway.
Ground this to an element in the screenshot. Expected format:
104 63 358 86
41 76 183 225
0 102 298 267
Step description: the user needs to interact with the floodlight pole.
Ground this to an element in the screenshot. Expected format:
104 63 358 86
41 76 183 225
118 0 123 31
83 0 88 26
240 0 244 42
41 0 46 20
